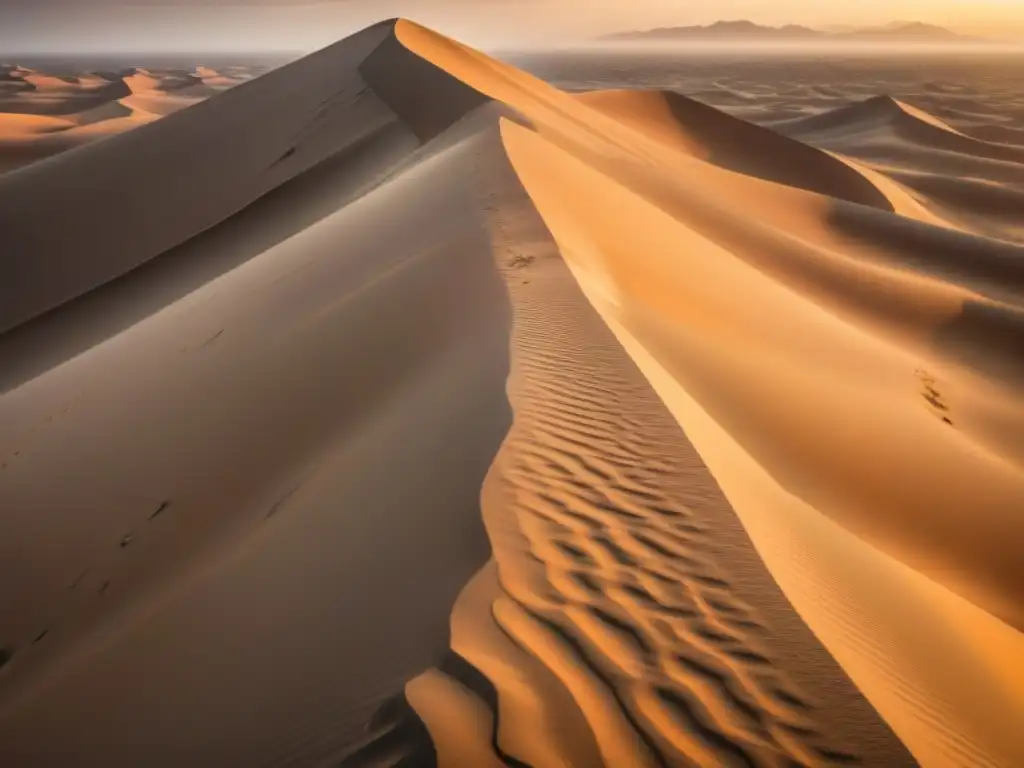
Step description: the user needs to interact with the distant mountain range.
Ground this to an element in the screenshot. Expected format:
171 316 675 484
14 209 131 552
602 20 983 44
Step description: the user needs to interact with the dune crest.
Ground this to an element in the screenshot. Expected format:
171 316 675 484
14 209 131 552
0 16 1021 768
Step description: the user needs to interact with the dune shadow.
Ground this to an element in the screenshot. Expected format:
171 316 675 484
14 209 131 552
359 28 492 143
661 92 895 211
933 299 1024 390
824 200 1024 390
827 200 1024 307
884 169 1024 219
337 691 437 767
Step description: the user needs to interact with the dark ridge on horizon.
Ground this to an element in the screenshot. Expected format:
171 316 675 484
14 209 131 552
601 20 989 44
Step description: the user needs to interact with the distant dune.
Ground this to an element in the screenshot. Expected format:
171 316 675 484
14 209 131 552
0 63 256 174
0 17 1022 768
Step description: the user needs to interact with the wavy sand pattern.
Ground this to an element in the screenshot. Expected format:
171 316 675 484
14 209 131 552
367 135 908 767
0 18 1021 768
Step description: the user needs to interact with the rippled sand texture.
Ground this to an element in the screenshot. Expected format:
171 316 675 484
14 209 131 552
1 19 1022 768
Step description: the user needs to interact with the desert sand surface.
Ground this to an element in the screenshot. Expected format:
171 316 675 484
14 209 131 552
0 18 1021 768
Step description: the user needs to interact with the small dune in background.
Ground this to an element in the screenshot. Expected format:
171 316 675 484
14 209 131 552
0 62 260 174
0 18 1021 768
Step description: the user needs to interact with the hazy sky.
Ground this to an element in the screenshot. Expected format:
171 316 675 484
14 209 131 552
2 0 1024 53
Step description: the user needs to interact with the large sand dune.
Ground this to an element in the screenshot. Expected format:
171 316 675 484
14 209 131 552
0 17 1021 768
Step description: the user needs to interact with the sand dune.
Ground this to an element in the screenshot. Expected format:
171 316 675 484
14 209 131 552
116 91 206 117
121 69 199 94
193 66 245 89
577 89 893 210
782 95 1024 163
1 16 1021 768
766 94 1024 243
0 64 248 175
65 99 141 127
0 95 158 175
0 113 74 136
20 73 85 92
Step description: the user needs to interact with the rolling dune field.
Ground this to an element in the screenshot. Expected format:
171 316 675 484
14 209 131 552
0 20 1021 768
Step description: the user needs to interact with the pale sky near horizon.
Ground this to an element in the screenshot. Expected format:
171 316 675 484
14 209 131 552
2 0 1023 53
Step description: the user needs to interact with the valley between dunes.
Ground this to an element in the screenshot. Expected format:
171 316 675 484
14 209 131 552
0 18 1021 768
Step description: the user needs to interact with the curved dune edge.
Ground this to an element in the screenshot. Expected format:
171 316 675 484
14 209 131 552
497 116 1024 767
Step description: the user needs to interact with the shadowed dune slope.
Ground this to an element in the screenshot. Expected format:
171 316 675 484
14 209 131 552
0 21 398 335
781 96 1024 155
771 93 1024 244
359 29 491 141
577 89 894 210
1 16 1022 768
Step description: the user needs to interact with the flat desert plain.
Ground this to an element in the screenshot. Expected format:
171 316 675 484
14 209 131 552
0 20 1021 768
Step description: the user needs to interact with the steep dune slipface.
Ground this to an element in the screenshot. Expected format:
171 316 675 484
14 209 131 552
66 99 136 126
1 16 1021 768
